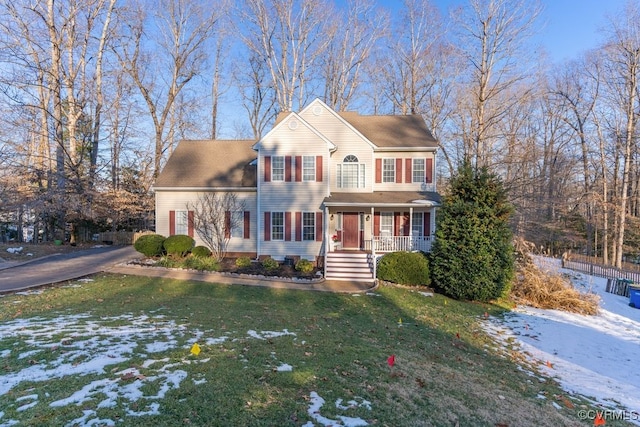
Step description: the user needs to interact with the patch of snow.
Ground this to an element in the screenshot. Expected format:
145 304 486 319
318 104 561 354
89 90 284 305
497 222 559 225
0 314 300 425
247 329 296 340
276 363 293 372
484 257 640 422
418 291 433 297
204 336 228 346
6 247 22 254
305 391 370 427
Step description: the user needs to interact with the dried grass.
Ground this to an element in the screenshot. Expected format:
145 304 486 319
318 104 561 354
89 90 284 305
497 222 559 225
511 238 600 315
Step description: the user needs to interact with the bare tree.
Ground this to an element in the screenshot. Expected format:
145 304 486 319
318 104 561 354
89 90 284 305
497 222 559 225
321 0 387 111
451 0 542 168
239 0 332 112
187 193 246 261
599 1 640 268
235 52 278 139
115 0 222 178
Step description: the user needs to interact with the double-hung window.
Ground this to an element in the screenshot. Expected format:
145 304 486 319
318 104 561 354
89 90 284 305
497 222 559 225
302 212 315 241
382 159 395 183
380 212 394 236
231 211 244 238
271 156 285 181
413 158 425 183
302 156 316 181
271 212 284 240
411 212 423 236
175 210 189 235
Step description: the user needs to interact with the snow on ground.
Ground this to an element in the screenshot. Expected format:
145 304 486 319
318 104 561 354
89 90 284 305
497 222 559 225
0 299 307 426
484 257 640 423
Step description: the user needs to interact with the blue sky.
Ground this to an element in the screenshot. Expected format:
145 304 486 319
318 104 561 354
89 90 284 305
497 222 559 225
372 0 627 63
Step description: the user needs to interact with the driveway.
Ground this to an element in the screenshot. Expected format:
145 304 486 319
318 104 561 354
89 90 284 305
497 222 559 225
0 245 138 293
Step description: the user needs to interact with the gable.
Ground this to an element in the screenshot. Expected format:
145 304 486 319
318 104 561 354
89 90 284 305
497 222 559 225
154 140 257 189
254 111 336 153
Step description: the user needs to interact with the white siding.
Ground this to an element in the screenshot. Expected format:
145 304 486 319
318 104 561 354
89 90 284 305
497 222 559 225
373 151 436 192
299 102 374 193
258 115 330 259
155 190 257 253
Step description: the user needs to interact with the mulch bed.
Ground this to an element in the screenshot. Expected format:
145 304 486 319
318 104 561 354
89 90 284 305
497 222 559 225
218 258 319 280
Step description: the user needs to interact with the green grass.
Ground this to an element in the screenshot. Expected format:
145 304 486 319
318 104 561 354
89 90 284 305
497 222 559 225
0 274 624 426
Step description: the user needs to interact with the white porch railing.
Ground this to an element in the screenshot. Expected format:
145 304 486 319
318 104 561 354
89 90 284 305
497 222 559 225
365 236 433 253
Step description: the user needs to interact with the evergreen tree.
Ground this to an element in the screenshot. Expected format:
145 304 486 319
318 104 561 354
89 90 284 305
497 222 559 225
430 163 514 302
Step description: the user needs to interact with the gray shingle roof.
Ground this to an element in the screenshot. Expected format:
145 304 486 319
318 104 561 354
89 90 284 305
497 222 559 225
154 140 257 188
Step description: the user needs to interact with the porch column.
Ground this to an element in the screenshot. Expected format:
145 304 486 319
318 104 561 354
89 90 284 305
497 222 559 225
324 205 329 280
409 207 413 236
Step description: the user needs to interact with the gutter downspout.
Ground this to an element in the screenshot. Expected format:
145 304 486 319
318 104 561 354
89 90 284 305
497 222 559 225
324 204 328 279
256 156 261 260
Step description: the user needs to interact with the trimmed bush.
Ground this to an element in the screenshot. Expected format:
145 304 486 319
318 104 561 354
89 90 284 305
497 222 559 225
236 256 252 268
163 234 195 257
295 259 314 274
192 245 212 258
261 257 279 271
134 234 166 257
377 251 430 286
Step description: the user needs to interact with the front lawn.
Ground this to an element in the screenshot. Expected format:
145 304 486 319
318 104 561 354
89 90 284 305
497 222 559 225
0 275 603 426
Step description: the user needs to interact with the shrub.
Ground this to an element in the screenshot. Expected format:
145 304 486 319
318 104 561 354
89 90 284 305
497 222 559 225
377 251 430 286
262 257 279 271
163 234 195 257
295 259 314 274
192 245 212 258
183 255 220 271
236 256 252 268
134 234 166 257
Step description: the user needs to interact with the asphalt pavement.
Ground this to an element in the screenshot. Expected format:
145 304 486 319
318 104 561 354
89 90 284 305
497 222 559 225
0 246 375 294
0 245 138 293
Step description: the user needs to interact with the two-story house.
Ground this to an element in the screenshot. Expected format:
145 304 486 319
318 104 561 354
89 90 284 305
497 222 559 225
154 99 440 282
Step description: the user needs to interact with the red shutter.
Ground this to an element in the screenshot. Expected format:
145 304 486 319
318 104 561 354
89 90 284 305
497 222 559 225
285 212 292 241
425 212 431 236
285 156 292 182
264 212 271 241
373 212 380 237
396 158 402 183
295 212 302 241
264 156 271 182
394 212 401 236
244 211 250 239
375 159 382 183
316 212 322 241
426 158 433 184
316 155 323 182
188 211 194 238
169 210 175 235
402 212 410 236
224 211 231 238
295 156 302 182
405 159 412 183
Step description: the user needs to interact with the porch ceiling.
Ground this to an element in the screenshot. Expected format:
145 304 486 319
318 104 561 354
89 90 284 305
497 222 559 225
323 191 441 207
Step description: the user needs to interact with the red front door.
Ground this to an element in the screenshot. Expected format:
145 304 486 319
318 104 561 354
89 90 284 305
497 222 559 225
342 212 359 249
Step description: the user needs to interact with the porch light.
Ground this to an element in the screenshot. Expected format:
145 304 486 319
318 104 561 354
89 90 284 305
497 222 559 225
330 214 334 220
366 215 370 221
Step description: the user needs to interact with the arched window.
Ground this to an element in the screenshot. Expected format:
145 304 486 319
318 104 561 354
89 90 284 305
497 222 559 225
337 154 365 188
